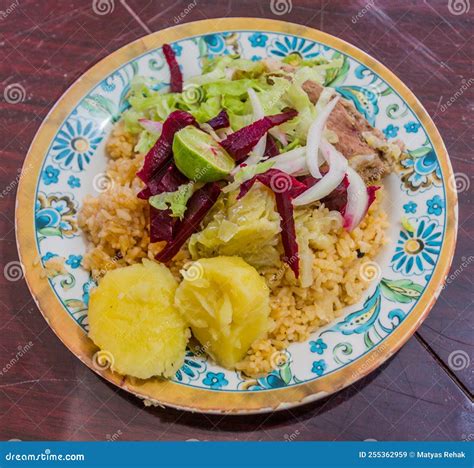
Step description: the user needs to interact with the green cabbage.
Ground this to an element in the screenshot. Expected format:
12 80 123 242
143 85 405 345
189 185 282 268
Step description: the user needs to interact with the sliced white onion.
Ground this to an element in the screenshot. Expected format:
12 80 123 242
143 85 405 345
271 146 306 163
344 166 369 231
241 151 263 167
306 95 340 178
247 88 266 159
199 123 222 141
293 140 347 206
271 146 308 175
138 118 163 134
269 127 288 146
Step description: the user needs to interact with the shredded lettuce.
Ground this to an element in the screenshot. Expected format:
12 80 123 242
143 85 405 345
223 160 275 194
149 182 194 219
123 53 343 144
135 130 158 154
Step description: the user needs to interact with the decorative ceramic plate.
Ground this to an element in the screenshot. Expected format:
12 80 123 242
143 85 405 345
16 18 457 414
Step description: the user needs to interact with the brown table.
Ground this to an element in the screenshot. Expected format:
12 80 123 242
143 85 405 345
0 0 472 441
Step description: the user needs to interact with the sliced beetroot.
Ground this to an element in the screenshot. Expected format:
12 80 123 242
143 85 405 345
367 186 380 208
275 192 300 278
238 168 306 200
264 135 280 158
162 43 183 93
300 173 379 229
238 169 306 278
299 173 349 214
150 206 177 243
206 109 230 130
136 110 196 186
139 162 188 199
155 182 221 263
220 109 297 162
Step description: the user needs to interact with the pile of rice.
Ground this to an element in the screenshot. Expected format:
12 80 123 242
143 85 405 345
78 123 387 377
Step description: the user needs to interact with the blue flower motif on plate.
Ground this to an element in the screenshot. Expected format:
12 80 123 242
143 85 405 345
51 119 102 172
42 252 57 262
426 195 444 216
311 360 327 376
249 32 268 48
404 121 420 133
383 124 399 138
203 371 228 390
42 165 59 185
269 36 319 59
310 338 327 355
66 254 83 269
67 175 81 188
392 218 442 275
403 201 417 214
171 43 183 56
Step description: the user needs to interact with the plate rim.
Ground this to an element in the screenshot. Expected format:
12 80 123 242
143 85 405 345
15 17 458 414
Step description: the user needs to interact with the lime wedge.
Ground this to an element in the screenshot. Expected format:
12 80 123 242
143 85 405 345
173 126 235 182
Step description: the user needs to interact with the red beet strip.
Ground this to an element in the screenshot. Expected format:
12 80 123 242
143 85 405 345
238 169 306 278
162 43 183 93
150 206 177 243
263 134 280 158
220 109 297 162
206 109 230 130
155 182 221 263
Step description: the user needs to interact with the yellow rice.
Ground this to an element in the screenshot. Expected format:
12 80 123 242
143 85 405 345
78 123 388 377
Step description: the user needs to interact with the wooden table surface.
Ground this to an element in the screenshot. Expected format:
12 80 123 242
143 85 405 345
0 0 472 441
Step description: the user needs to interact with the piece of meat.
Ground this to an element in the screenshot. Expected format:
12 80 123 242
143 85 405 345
263 58 397 183
302 80 391 183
